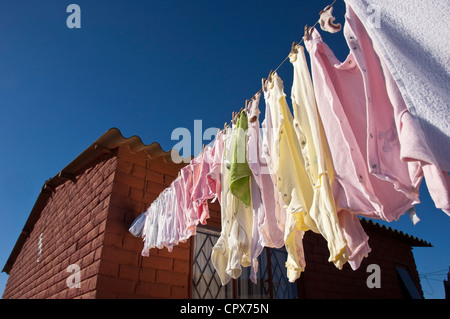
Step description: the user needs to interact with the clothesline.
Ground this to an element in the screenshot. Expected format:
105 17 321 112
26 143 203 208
132 0 450 287
273 0 338 74
243 0 338 107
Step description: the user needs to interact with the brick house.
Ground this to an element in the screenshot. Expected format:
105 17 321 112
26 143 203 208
2 128 431 299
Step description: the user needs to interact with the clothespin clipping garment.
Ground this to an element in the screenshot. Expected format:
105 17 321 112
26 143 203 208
264 70 275 90
291 41 299 55
289 42 299 62
319 5 341 33
304 25 311 41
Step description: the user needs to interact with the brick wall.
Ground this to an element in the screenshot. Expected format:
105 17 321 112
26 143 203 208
2 153 117 299
3 141 221 299
298 227 423 299
95 145 194 299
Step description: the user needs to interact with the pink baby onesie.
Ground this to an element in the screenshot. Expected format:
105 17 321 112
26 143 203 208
207 129 225 205
191 144 216 206
344 2 450 217
246 92 285 284
305 27 417 222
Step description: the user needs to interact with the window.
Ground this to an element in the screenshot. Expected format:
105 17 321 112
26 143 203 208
192 227 232 299
192 227 298 299
395 265 423 299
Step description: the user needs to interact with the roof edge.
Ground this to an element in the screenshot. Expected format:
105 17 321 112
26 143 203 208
2 128 188 274
360 218 432 247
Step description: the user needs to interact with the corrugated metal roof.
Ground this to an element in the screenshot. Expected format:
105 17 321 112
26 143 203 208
360 218 432 247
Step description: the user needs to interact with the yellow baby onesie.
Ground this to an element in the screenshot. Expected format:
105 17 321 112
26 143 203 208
263 73 313 282
289 44 348 269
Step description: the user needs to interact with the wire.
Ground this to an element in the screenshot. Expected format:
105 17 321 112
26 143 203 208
421 276 435 295
419 268 448 276
272 0 338 75
228 0 339 127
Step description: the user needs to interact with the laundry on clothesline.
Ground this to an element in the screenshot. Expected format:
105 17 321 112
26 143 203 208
134 1 450 285
346 0 450 172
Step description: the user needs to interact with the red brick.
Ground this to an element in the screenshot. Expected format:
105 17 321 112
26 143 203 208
145 180 166 196
116 160 133 175
107 204 126 223
112 180 130 198
173 259 190 274
78 291 97 299
156 246 190 261
129 186 146 203
139 267 156 283
85 224 101 243
118 264 140 281
83 260 101 279
109 194 142 214
81 250 96 267
130 163 147 179
122 234 142 253
80 276 98 293
149 157 185 177
147 169 165 185
78 241 93 260
98 259 119 277
171 285 189 299
117 147 148 168
135 282 171 299
101 246 139 267
99 184 113 202
115 171 145 190
141 254 174 271
103 231 124 248
155 269 188 287
52 289 68 299
96 275 136 295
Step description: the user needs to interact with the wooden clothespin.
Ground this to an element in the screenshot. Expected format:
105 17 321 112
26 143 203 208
245 99 250 113
291 41 299 55
265 70 275 89
304 25 311 41
253 89 262 100
290 41 299 62
247 98 259 124
319 5 332 16
268 69 274 81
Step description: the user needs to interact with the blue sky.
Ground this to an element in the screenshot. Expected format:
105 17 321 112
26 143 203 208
0 0 448 299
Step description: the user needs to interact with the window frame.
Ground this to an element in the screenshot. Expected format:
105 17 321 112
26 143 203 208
191 226 298 299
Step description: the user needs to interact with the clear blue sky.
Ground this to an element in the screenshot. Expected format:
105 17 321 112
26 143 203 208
0 0 448 299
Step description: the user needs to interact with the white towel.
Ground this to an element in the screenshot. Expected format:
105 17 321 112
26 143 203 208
345 0 450 171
